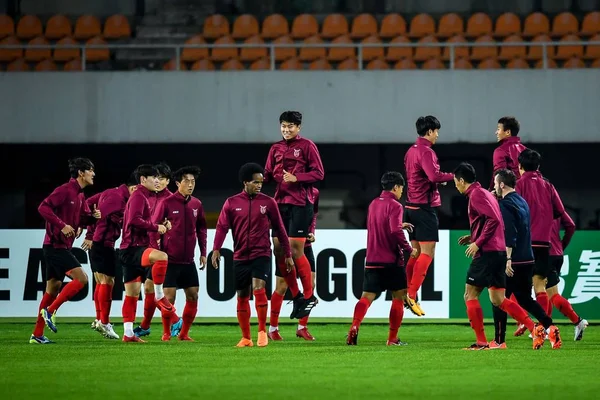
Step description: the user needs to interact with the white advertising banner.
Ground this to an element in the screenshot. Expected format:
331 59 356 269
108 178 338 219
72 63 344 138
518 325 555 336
0 230 449 319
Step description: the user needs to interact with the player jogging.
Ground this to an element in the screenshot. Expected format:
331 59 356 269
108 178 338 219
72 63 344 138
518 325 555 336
490 116 527 189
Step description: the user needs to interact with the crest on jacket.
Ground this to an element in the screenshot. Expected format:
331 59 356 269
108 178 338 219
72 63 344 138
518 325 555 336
193 208 198 217
293 148 301 157
260 205 267 214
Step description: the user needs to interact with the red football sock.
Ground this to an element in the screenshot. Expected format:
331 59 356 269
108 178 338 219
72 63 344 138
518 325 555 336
388 298 404 342
237 296 251 339
99 283 113 324
408 253 433 299
466 299 487 344
535 292 549 316
294 255 313 299
299 314 309 327
122 295 137 323
352 297 371 329
277 257 299 297
171 311 180 325
499 298 535 333
47 279 84 314
94 283 101 320
270 291 284 327
550 293 580 324
161 309 172 336
140 292 155 330
33 292 56 337
254 289 268 332
180 300 197 337
151 259 168 285
406 257 417 285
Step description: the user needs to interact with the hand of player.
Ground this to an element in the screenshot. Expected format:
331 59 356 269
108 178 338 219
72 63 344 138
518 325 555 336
163 218 172 230
199 256 207 271
458 235 471 246
282 170 297 183
81 239 93 251
307 233 315 243
402 222 414 233
505 260 514 277
211 251 221 269
410 248 418 258
61 224 76 237
465 242 479 258
157 224 167 235
285 257 295 272
75 227 83 239
92 204 101 219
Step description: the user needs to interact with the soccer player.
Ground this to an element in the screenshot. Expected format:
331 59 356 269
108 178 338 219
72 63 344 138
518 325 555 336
516 149 588 341
152 166 207 341
120 164 174 343
269 187 319 341
490 116 527 189
403 116 454 315
212 163 294 347
488 169 561 349
83 190 103 331
31 158 101 344
264 111 324 319
453 162 545 350
84 173 138 339
347 172 416 346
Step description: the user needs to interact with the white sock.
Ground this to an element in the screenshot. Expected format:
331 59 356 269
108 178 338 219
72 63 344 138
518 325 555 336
124 322 134 337
298 324 306 330
269 326 278 333
154 284 164 300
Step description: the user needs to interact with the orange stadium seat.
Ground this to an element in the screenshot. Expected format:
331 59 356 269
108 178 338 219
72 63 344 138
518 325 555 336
437 13 464 38
506 58 530 69
581 12 600 36
443 35 469 60
221 59 244 70
181 35 208 62
272 35 296 61
63 58 82 71
298 35 325 61
534 58 557 68
279 57 303 70
498 35 526 60
0 36 22 61
321 14 348 39
478 58 501 69
337 57 358 70
422 58 445 69
327 35 354 62
551 12 579 37
104 14 131 39
453 58 473 69
385 36 412 61
203 14 229 39
308 58 332 70
25 36 51 62
210 35 237 61
0 14 14 39
584 34 600 60
554 34 583 60
45 15 72 39
523 12 549 37
494 13 521 37
35 59 57 71
466 13 493 38
394 58 417 69
53 37 80 61
250 57 270 70
261 14 288 39
291 14 318 39
350 14 377 39
361 35 384 61
85 36 109 62
379 14 406 39
563 57 585 68
74 15 101 40
163 59 187 70
414 35 441 61
6 58 29 71
527 34 554 60
240 35 267 62
409 14 435 38
16 15 42 40
471 35 497 61
366 58 389 70
592 58 600 68
232 14 259 39
190 59 215 70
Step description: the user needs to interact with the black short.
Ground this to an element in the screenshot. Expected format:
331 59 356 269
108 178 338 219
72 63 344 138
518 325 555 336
466 251 507 289
164 263 199 289
506 261 534 298
42 246 82 281
120 246 148 283
404 206 439 242
89 243 117 276
532 246 552 278
272 203 314 238
363 266 407 294
547 255 564 289
274 245 316 277
549 255 564 275
234 257 270 290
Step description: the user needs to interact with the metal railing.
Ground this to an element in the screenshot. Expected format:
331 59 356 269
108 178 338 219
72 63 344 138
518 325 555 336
1 40 599 70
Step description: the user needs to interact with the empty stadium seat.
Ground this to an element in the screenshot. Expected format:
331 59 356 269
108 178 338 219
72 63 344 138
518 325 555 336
250 57 271 70
240 35 268 61
592 58 600 68
6 57 29 71
104 14 131 39
45 15 72 40
25 36 51 62
0 14 14 39
272 35 296 61
506 58 530 69
584 34 600 60
361 35 384 61
0 36 22 61
210 35 237 62
308 58 332 70
523 12 550 37
54 37 80 61
453 58 473 69
190 59 215 71
414 35 441 61
409 14 435 38
534 58 557 68
181 35 208 62
35 59 57 71
394 58 417 69
581 12 600 36
379 14 406 39
552 12 579 37
350 14 377 39
478 58 501 69
494 13 521 37
554 34 584 60
527 34 555 60
63 58 82 71
232 14 259 39
321 14 348 39
563 57 585 68
85 36 109 62
16 15 42 40
386 36 413 61
471 35 497 60
221 59 244 70
298 35 326 61
422 58 445 69
203 14 229 39
291 14 318 39
74 15 101 40
498 35 527 60
163 59 187 70
279 57 303 70
327 35 355 61
366 58 389 70
337 57 358 70
437 13 464 38
443 35 469 60
466 13 493 38
261 14 289 39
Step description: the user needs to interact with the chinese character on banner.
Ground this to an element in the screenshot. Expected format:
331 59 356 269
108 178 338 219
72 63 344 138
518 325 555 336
570 251 600 304
557 255 569 296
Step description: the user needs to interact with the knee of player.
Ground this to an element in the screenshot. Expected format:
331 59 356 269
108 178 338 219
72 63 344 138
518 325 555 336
291 247 305 259
77 273 89 286
46 279 61 295
157 251 168 261
104 276 115 286
186 291 199 302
